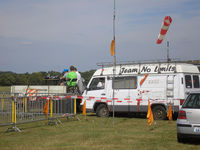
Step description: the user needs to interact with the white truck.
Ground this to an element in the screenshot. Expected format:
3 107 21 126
81 61 200 120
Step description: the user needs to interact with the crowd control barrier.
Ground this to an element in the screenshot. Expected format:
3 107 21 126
0 94 82 132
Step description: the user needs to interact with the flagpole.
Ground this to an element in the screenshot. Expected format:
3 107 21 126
112 0 116 127
166 19 171 62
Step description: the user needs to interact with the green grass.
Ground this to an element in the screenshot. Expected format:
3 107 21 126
0 86 10 93
0 86 199 149
0 115 200 150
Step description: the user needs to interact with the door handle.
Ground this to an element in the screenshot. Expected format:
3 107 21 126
101 93 106 95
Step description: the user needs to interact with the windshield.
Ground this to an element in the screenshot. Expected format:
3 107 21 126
182 94 200 109
88 77 105 91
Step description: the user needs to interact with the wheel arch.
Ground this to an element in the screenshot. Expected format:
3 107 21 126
93 102 108 112
151 103 167 111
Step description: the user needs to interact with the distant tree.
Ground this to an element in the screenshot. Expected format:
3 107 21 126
28 72 45 85
15 74 29 85
0 72 16 86
0 70 95 86
47 71 61 77
81 70 95 85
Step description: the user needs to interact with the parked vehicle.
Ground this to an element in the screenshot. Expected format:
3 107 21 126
177 92 200 142
81 61 200 120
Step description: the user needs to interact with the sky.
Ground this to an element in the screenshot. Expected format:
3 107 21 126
0 0 200 73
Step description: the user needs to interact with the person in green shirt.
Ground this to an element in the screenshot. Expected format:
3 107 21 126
66 66 77 90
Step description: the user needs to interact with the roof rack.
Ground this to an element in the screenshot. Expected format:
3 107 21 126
96 59 191 67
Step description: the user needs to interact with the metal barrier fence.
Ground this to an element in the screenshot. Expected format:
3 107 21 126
0 94 81 132
0 92 12 98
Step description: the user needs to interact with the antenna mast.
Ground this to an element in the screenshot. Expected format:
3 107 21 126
113 0 116 63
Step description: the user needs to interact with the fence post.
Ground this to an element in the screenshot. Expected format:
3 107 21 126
1 95 5 111
11 99 15 123
74 98 76 115
7 97 21 132
23 97 27 113
48 96 61 125
14 98 16 124
50 98 53 118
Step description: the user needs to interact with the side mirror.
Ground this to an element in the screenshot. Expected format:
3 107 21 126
85 87 90 93
185 92 190 95
85 87 89 91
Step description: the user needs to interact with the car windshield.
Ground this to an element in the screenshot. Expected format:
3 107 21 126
182 94 200 108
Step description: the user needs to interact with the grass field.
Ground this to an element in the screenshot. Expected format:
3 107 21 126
0 114 200 150
0 86 200 149
0 86 10 92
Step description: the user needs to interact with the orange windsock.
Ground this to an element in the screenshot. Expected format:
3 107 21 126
147 100 154 126
82 101 86 116
167 103 172 121
43 100 49 115
110 39 115 56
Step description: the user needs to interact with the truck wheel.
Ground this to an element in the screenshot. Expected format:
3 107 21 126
152 105 166 120
96 104 109 117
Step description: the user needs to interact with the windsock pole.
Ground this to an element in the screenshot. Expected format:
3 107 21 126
167 40 170 62
112 0 116 127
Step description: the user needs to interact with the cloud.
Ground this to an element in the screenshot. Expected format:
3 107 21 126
0 0 200 73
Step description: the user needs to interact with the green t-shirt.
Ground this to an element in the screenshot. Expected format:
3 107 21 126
66 72 77 86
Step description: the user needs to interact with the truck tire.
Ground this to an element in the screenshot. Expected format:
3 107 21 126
152 105 166 120
96 104 109 117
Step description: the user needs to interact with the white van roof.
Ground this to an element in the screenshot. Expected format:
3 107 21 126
94 62 199 76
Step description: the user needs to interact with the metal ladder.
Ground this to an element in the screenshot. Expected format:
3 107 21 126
166 75 175 112
167 75 175 98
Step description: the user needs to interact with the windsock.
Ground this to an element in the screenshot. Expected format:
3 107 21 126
167 103 172 121
156 16 172 44
147 100 154 126
110 39 115 56
43 100 49 115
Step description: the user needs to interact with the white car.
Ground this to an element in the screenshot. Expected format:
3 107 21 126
177 92 200 143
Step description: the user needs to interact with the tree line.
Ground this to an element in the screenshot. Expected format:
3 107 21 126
0 70 95 86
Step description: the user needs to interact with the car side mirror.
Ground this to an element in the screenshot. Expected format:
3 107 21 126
185 92 190 95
